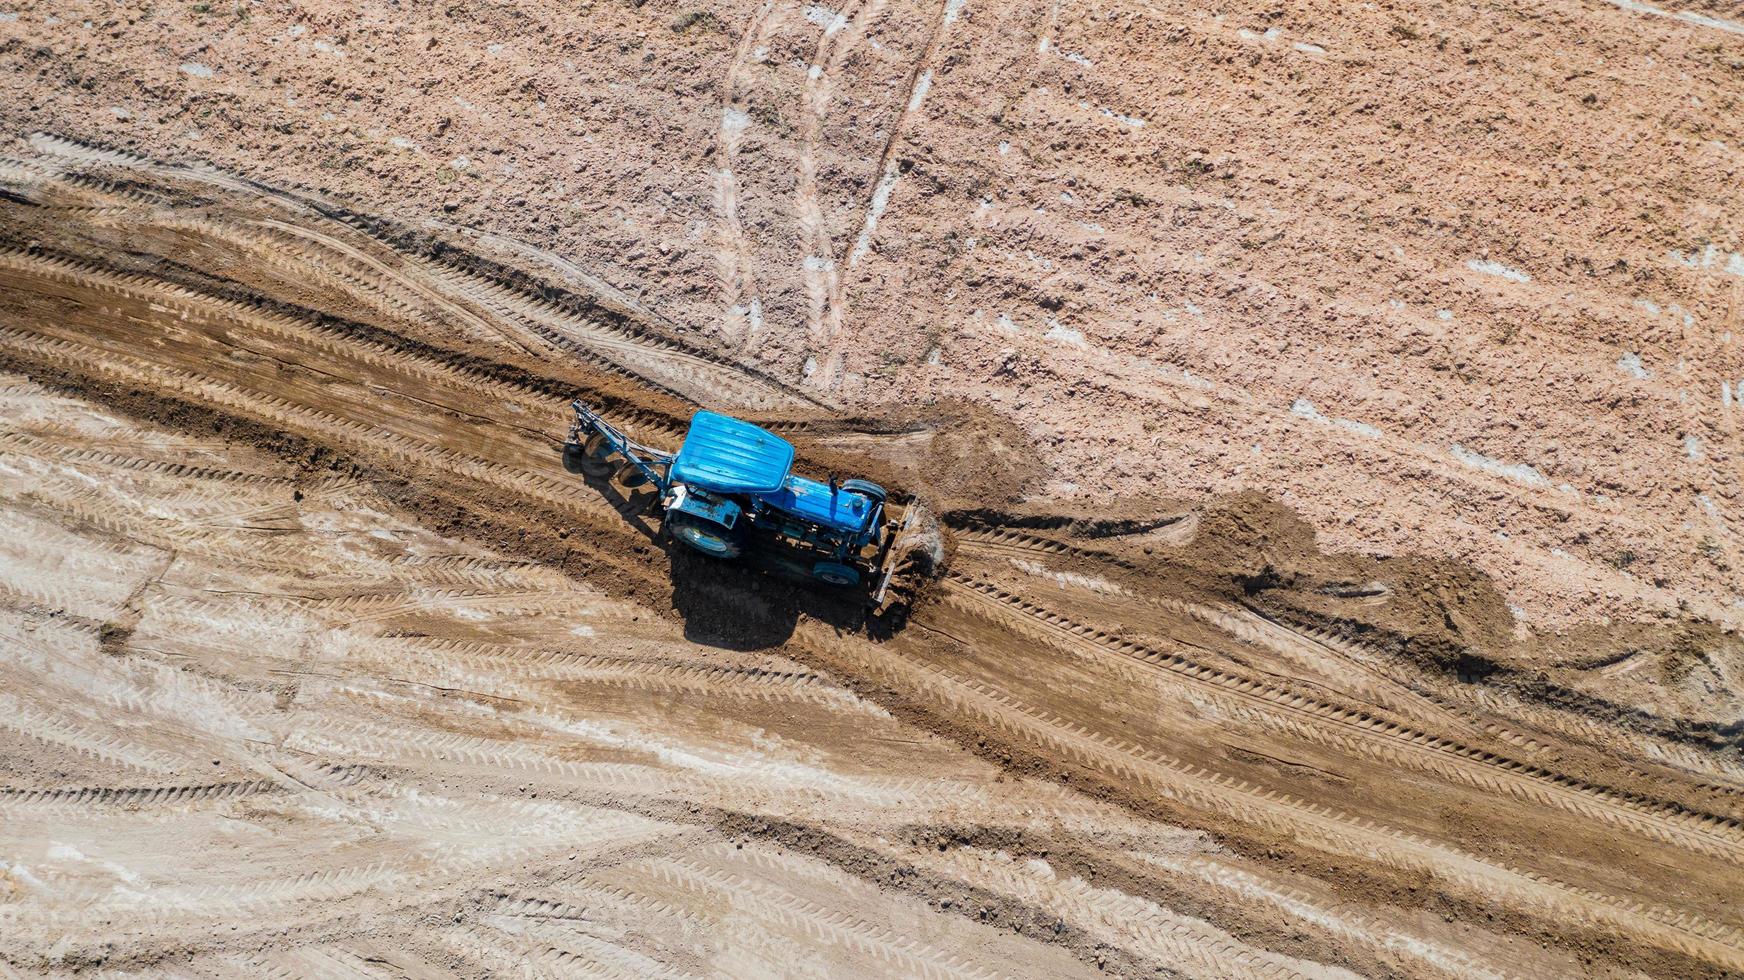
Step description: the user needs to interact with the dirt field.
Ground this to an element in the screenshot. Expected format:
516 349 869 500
1 0 1742 975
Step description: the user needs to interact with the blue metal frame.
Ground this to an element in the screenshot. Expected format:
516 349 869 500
569 400 674 492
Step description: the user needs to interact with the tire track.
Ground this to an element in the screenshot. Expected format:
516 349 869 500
802 0 964 390
724 841 1357 979
791 623 1744 969
713 1 775 349
27 132 281 199
0 247 574 421
909 845 1339 980
955 525 1744 790
0 152 183 211
422 220 679 337
3 799 664 937
501 883 718 971
962 529 1528 743
3 142 1740 975
951 524 1139 570
1253 597 1744 789
1119 849 1517 980
4 465 328 571
385 553 553 588
3 608 284 760
265 617 874 713
241 217 541 358
0 288 640 547
359 635 874 711
0 318 610 529
0 694 190 775
0 248 843 566
795 0 880 378
6 143 815 413
5 454 301 535
291 587 584 624
0 512 156 619
248 212 809 412
478 914 694 979
625 855 1004 980
935 573 1744 863
285 711 996 821
0 772 358 812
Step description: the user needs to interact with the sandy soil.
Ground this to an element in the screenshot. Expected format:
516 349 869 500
0 142 1738 977
1 0 1742 975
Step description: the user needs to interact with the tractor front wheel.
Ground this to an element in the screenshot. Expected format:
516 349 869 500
839 478 887 504
668 511 745 559
811 561 860 587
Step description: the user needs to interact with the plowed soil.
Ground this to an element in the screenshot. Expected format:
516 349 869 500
1 0 1742 975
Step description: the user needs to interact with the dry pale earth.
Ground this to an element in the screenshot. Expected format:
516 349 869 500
0 0 1743 975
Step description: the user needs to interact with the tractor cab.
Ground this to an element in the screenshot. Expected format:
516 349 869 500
669 411 793 496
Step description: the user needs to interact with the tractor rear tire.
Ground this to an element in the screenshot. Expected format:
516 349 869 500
668 511 744 559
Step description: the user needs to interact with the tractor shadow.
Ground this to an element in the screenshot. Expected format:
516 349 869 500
579 470 665 547
571 458 882 650
667 547 879 651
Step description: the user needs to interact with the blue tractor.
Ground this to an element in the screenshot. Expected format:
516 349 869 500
563 400 942 608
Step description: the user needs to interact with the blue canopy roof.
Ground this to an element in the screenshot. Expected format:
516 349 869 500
671 411 794 494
